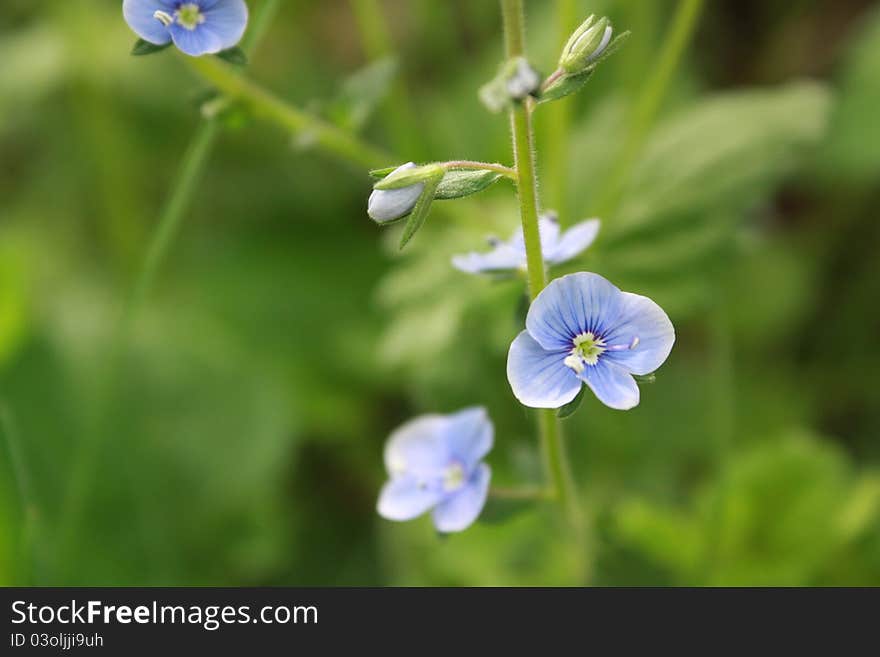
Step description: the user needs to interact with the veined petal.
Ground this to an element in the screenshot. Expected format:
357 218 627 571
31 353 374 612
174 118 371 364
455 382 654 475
579 359 640 410
377 476 443 521
507 331 582 408
545 219 600 264
432 464 491 533
122 0 174 45
169 23 224 55
383 415 451 478
443 407 493 469
202 0 249 50
603 291 674 375
526 272 623 351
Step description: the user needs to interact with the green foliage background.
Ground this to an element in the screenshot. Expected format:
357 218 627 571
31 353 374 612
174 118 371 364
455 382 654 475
0 0 878 585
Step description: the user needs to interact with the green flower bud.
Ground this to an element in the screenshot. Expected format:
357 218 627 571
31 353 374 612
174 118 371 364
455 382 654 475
559 15 613 74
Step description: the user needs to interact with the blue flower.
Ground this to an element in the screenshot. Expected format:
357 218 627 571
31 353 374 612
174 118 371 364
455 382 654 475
507 272 674 410
377 407 493 533
452 214 600 275
123 0 249 57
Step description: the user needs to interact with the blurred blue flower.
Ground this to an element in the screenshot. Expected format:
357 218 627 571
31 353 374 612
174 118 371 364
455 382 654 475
123 0 249 57
367 162 425 223
377 407 493 533
452 214 600 275
507 272 674 410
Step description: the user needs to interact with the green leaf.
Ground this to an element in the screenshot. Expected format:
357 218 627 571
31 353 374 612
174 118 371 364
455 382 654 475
368 166 397 179
216 46 248 66
434 169 504 200
557 385 585 419
375 164 444 190
327 57 398 132
398 176 442 250
131 39 172 56
538 70 594 104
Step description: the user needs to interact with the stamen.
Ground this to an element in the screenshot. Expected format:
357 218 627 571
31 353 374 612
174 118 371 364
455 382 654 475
604 336 640 352
153 10 174 27
443 462 466 492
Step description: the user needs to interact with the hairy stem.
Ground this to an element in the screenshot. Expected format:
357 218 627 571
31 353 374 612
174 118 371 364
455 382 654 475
501 0 581 531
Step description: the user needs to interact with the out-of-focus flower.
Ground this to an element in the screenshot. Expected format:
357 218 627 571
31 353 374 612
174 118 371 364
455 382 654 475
123 0 249 57
452 214 600 275
377 407 493 533
367 162 425 223
507 272 674 410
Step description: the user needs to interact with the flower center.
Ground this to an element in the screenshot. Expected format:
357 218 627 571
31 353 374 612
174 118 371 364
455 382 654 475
442 462 466 492
176 3 205 30
564 331 606 373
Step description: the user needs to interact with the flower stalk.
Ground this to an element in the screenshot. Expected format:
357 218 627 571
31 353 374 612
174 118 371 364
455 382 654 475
501 0 581 526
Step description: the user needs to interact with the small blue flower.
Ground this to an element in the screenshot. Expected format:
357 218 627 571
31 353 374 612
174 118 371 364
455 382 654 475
507 272 674 410
377 407 493 533
123 0 249 57
452 214 600 275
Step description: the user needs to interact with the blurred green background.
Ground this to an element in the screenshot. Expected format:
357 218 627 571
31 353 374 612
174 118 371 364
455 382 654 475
1 0 879 586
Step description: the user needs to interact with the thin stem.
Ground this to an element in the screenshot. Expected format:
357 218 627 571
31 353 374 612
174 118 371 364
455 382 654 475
185 56 391 169
0 402 37 584
442 160 517 180
490 486 552 501
501 0 581 534
595 0 704 218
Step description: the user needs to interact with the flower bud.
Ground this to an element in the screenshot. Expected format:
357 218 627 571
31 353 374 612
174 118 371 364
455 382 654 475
559 16 613 74
368 163 425 223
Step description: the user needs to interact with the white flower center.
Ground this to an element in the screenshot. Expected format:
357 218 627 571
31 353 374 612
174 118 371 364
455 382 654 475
564 331 606 373
175 3 205 30
442 462 466 492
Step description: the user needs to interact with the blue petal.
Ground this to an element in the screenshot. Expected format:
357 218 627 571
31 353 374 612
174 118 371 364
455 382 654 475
526 272 623 351
579 359 640 410
603 291 675 375
169 23 224 56
368 163 424 223
377 475 443 522
122 0 174 45
202 0 249 50
432 464 491 533
545 219 600 264
507 331 582 408
383 414 451 478
443 407 493 470
451 244 522 274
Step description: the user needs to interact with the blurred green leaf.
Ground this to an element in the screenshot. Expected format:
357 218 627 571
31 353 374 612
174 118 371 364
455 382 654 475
326 57 398 132
131 39 171 56
434 169 504 200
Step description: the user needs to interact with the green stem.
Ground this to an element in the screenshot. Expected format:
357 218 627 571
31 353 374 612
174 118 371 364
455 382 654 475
595 0 704 218
0 402 37 584
185 56 391 169
501 0 580 530
490 486 552 501
442 160 517 180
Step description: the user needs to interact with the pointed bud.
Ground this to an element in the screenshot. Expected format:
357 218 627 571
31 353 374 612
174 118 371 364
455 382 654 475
559 16 613 74
367 162 424 223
